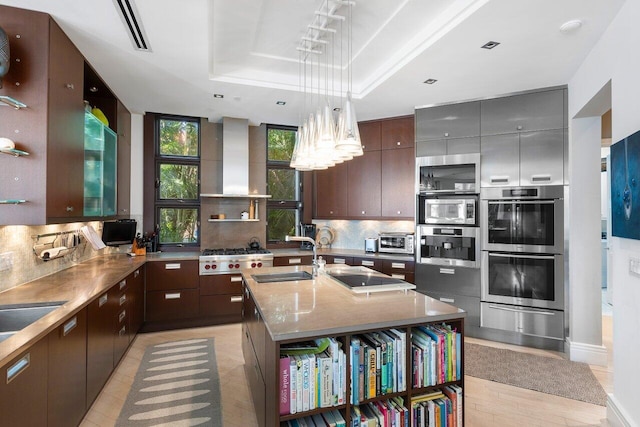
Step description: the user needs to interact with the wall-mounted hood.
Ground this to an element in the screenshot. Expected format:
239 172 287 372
200 117 271 199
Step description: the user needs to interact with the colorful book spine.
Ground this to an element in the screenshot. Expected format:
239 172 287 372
302 354 310 412
280 356 291 415
290 357 297 414
296 355 304 413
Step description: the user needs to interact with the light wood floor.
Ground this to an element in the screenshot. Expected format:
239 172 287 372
81 315 613 427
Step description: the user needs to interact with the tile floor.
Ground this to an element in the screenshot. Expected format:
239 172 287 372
81 315 614 427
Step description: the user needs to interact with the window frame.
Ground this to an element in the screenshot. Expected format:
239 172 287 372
265 124 303 246
154 114 201 249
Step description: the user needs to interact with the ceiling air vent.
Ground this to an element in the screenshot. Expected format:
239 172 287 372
114 0 151 52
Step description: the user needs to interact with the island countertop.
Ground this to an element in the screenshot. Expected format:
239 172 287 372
242 265 465 342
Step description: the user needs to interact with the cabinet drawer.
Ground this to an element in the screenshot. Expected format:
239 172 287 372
200 274 243 295
352 257 383 272
382 259 415 272
273 255 313 266
426 291 480 330
480 302 564 340
415 264 480 297
146 260 198 291
323 255 353 265
200 295 243 318
146 289 199 321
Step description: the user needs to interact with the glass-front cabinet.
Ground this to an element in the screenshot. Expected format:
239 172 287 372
84 112 117 216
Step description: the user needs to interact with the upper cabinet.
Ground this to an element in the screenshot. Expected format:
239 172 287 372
0 5 131 225
358 121 381 151
381 116 414 149
416 101 480 157
480 89 565 135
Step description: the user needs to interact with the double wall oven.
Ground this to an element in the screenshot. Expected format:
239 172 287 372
480 186 565 342
416 154 481 268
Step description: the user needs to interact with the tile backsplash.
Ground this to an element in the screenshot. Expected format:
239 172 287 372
0 221 132 293
312 220 415 251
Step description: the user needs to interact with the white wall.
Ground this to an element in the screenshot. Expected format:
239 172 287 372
569 1 640 424
129 113 145 230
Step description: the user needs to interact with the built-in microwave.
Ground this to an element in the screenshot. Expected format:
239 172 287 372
418 194 477 226
378 232 415 254
416 153 480 194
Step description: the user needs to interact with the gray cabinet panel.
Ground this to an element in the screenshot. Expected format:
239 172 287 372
415 263 480 297
447 137 480 155
480 133 520 187
416 101 480 140
416 139 447 157
481 89 565 135
519 129 564 186
421 290 480 332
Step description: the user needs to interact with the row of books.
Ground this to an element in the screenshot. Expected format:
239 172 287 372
280 409 346 427
351 398 409 427
350 329 407 403
280 338 347 415
410 386 462 427
410 324 461 388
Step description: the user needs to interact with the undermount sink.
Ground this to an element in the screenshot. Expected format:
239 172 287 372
251 271 313 283
0 301 66 343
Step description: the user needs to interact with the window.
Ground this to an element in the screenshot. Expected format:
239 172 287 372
266 126 301 243
155 116 200 246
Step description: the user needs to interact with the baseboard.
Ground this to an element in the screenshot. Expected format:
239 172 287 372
566 338 608 366
607 394 638 427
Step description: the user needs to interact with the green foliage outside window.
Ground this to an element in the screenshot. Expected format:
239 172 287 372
159 208 199 243
267 128 296 161
159 119 199 157
159 164 199 200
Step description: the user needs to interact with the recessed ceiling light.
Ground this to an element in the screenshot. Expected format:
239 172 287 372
276 101 286 106
213 94 224 98
481 41 500 49
424 79 437 84
560 19 583 34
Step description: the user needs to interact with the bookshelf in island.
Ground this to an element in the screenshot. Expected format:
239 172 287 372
241 265 466 427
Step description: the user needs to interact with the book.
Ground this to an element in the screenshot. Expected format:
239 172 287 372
322 409 338 427
302 354 311 412
308 353 317 410
329 338 341 405
280 356 291 415
312 413 328 426
358 342 366 402
318 351 333 408
443 386 458 427
350 407 361 427
351 338 361 404
290 357 298 414
333 409 347 427
295 355 304 413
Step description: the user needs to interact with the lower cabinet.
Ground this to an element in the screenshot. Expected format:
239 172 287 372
86 290 116 407
0 339 49 426
145 260 199 323
200 273 244 323
382 259 415 284
48 309 87 427
351 256 383 272
273 255 313 267
427 290 481 335
146 289 200 321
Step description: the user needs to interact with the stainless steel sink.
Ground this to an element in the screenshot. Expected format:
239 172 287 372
0 301 66 343
251 271 313 283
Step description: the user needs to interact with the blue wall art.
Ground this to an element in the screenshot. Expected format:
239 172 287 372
611 128 640 239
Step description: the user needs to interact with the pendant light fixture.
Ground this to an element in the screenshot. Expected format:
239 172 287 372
290 0 362 171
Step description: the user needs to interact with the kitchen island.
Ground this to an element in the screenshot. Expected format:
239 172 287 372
241 265 466 426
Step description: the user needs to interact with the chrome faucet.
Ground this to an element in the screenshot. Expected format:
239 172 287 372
285 235 318 276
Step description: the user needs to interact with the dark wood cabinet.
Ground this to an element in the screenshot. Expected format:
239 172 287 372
0 339 48 426
351 256 384 272
128 268 145 339
48 309 87 427
199 273 244 322
273 255 314 267
358 120 382 151
381 147 414 218
114 279 131 364
46 20 85 221
146 289 200 322
321 255 353 265
382 259 415 284
347 150 382 218
86 290 116 407
146 260 199 291
381 116 414 149
314 163 348 218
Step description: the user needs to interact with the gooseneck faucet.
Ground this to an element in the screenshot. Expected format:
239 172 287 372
285 235 318 276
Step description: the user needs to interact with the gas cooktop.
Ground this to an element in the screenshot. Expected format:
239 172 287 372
201 248 271 256
199 247 273 275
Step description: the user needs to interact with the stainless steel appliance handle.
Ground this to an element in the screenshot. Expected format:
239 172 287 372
489 253 555 260
486 200 555 204
488 304 555 316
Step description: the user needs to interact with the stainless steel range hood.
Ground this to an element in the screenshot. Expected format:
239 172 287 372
201 117 270 199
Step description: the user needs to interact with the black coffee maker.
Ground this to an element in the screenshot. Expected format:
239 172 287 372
299 224 316 250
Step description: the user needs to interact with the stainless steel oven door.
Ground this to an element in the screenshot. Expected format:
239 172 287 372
418 225 480 268
481 251 564 310
481 197 563 253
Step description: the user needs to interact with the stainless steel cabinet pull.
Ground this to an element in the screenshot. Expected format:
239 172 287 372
335 258 346 264
391 274 406 280
119 310 126 323
531 174 552 182
119 326 126 336
230 276 242 282
490 200 555 205
288 258 301 264
490 176 509 184
134 269 140 278
489 252 555 260
440 297 455 303
98 293 108 307
63 317 77 336
391 262 405 269
165 293 181 300
439 268 455 275
119 295 127 306
361 260 375 267
230 296 243 303
7 353 30 384
119 279 127 290
165 263 181 270
488 304 554 316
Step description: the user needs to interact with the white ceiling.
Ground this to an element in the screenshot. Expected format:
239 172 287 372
0 0 625 126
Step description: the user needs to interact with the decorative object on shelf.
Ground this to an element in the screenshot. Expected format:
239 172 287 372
290 0 363 171
241 210 249 220
0 95 27 109
316 225 335 248
91 107 109 126
0 25 9 89
249 236 261 250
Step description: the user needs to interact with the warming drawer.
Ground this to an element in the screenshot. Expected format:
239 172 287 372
480 302 564 340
